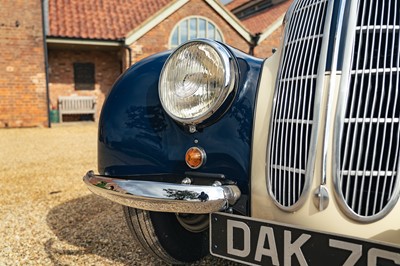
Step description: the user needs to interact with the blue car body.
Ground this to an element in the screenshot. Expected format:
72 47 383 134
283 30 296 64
97 45 263 215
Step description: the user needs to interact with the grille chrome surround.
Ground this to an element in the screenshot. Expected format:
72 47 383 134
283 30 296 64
334 0 400 222
267 0 330 211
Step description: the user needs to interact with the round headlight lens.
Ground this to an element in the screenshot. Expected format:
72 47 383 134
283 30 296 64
159 39 236 125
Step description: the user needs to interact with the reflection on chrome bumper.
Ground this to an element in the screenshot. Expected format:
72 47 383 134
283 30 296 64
83 171 241 214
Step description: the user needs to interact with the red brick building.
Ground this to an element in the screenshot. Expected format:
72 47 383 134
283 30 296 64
0 0 290 127
227 0 293 57
46 0 253 121
0 0 48 127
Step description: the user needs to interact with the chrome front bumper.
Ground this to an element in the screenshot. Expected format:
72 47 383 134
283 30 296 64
83 171 241 214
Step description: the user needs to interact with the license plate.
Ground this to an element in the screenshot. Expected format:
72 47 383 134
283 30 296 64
210 212 400 266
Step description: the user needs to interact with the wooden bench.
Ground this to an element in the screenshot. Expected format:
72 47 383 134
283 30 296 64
58 96 97 122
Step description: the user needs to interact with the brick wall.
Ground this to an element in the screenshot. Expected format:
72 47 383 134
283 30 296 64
129 0 251 64
255 25 284 59
0 0 285 127
48 48 122 121
0 0 48 128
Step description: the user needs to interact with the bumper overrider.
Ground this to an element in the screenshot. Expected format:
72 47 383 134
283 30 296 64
83 171 241 214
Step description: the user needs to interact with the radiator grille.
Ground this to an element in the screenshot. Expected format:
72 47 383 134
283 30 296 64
336 0 400 220
267 0 329 210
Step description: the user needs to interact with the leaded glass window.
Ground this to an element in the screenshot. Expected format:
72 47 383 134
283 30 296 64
170 17 224 49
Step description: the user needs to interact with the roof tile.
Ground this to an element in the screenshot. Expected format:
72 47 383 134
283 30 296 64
48 0 173 40
225 0 250 10
240 0 293 34
48 0 292 40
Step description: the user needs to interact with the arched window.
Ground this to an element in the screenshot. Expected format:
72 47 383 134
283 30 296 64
170 17 224 49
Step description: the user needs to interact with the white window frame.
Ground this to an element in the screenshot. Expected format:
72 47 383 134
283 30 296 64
169 16 225 49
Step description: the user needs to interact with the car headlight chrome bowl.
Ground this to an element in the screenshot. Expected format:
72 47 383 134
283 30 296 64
159 39 237 125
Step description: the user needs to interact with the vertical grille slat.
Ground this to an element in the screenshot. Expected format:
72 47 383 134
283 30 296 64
283 0 312 206
388 10 400 199
371 1 391 215
360 0 382 216
286 0 313 207
336 0 400 221
268 0 329 210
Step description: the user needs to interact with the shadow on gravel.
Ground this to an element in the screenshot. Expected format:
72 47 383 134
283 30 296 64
46 195 157 265
46 195 241 266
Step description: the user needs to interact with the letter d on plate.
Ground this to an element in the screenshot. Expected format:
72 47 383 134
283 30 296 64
227 220 251 257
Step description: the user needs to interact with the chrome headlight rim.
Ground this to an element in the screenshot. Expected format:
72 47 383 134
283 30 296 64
158 39 237 126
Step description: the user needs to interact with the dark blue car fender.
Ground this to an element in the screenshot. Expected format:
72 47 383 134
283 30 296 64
98 44 264 214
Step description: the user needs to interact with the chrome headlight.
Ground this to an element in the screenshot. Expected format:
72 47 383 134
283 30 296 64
159 39 237 125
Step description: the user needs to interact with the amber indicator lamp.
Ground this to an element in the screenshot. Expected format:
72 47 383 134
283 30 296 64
185 147 206 169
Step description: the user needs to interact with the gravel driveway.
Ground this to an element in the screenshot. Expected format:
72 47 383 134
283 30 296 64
0 123 241 265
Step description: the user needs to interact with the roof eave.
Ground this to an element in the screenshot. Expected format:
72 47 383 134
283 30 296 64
204 0 252 43
125 0 190 46
257 14 284 44
125 0 253 46
46 37 124 47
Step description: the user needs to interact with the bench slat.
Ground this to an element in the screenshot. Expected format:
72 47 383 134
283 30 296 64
58 96 96 122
